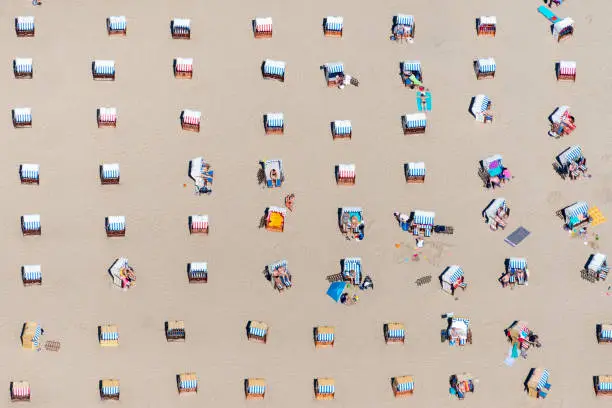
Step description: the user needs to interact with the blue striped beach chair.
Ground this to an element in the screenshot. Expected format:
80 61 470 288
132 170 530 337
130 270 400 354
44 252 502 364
595 375 612 396
392 14 414 40
324 62 344 87
470 94 492 123
447 318 472 346
262 60 285 82
268 260 291 290
100 163 120 184
13 58 33 79
188 262 208 283
556 145 585 178
20 164 39 184
92 60 116 80
21 214 41 236
384 323 406 344
342 257 362 285
503 257 528 287
526 368 551 398
405 162 425 183
12 107 32 128
171 18 191 39
100 379 120 400
247 321 268 343
402 113 426 134
586 253 608 281
476 16 496 37
401 61 422 87
410 210 435 237
483 197 508 229
562 201 589 229
392 376 414 397
314 378 335 400
99 324 119 347
332 120 352 139
22 264 42 286
597 324 612 343
264 113 284 134
339 207 363 238
314 326 334 348
178 373 198 394
106 216 126 237
475 58 496 79
440 265 466 294
263 160 284 187
166 320 186 341
324 16 343 37
107 16 127 36
245 378 266 399
21 322 42 350
15 17 35 37
254 17 273 38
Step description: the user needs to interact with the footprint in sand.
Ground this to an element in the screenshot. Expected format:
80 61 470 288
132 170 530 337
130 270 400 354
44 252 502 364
603 188 612 204
547 191 562 205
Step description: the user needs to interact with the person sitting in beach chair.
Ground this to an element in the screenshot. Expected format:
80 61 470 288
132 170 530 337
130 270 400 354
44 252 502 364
350 216 365 240
272 265 292 291
402 70 423 89
493 207 507 229
340 293 358 305
269 169 279 186
344 269 357 284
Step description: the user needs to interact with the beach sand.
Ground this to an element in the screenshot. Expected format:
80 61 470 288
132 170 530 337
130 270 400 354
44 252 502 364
0 0 611 406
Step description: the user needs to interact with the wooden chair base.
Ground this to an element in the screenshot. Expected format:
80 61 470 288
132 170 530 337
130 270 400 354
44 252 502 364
403 128 426 135
263 74 284 82
93 75 115 81
174 72 193 79
188 276 208 283
23 279 42 286
336 178 355 185
324 30 342 37
254 31 272 38
264 127 284 135
406 176 425 183
101 178 119 185
181 124 200 132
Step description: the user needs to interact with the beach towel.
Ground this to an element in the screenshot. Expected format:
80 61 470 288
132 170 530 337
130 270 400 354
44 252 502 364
416 92 432 112
505 227 531 247
538 5 560 23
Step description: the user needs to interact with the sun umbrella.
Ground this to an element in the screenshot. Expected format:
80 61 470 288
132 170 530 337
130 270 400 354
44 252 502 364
327 281 347 302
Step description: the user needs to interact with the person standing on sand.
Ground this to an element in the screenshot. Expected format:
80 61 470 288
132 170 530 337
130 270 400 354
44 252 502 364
32 0 42 5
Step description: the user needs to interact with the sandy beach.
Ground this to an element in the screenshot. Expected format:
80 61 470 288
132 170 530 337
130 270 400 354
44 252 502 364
1 0 611 406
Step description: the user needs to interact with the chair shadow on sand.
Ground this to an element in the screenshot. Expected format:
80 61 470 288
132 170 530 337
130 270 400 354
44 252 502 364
257 166 266 186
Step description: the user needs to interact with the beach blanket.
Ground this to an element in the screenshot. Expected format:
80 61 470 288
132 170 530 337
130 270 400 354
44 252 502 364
505 227 531 247
538 5 560 23
417 92 432 112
